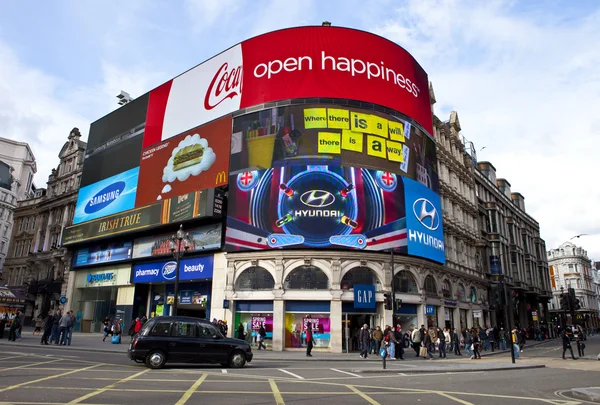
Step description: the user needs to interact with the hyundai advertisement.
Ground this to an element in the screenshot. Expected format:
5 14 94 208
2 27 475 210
73 167 139 224
132 255 214 283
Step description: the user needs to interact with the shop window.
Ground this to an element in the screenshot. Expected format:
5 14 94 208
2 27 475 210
424 275 437 296
235 267 275 290
341 267 377 290
393 271 419 294
284 266 329 290
442 279 452 299
150 321 172 337
457 284 467 302
173 322 197 337
470 287 477 303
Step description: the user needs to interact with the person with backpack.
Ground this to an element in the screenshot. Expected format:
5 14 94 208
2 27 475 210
111 318 122 344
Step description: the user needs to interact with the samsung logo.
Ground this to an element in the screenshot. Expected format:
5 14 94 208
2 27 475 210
85 181 126 214
162 261 177 280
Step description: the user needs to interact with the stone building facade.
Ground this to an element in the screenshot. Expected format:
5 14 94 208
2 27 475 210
2 129 86 322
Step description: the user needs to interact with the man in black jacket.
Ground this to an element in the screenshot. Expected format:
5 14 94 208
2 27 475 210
562 328 576 360
359 324 371 359
8 310 22 341
41 311 54 345
452 328 462 355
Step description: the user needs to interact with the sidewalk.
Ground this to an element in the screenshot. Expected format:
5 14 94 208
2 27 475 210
1 327 556 362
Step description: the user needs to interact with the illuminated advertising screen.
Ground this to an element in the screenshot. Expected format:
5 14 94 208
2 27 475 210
225 165 444 263
143 26 431 149
132 223 222 259
73 167 139 224
230 103 438 191
135 116 232 207
72 241 133 268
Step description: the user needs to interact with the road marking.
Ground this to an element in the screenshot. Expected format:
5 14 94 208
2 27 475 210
221 369 228 373
330 368 361 378
0 358 62 372
0 364 101 393
66 369 150 404
175 373 207 405
348 385 381 405
437 392 475 405
269 379 285 405
0 355 29 361
278 369 305 379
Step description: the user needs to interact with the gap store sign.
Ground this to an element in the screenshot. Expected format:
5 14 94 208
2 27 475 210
133 256 214 283
354 284 376 309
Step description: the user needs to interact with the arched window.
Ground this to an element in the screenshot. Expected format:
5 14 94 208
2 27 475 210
424 276 437 296
284 266 329 290
235 267 275 291
341 267 377 290
394 271 419 294
457 284 467 302
442 279 452 299
470 287 477 303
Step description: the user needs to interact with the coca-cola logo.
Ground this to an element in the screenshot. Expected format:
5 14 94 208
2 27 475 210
204 62 243 110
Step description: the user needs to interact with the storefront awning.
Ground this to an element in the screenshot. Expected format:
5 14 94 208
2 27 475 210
0 287 32 306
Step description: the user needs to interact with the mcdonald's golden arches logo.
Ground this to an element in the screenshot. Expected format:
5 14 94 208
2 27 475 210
215 171 227 185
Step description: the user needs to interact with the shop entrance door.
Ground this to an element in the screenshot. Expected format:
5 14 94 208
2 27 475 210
342 313 377 353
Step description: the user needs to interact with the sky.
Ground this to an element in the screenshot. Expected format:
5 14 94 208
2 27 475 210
0 0 599 259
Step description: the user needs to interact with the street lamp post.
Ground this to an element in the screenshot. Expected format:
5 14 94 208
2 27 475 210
502 274 516 364
169 225 191 316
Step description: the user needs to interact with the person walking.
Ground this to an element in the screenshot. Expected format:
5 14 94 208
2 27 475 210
562 328 576 360
359 324 371 359
576 335 585 358
452 328 462 356
41 311 53 345
479 326 488 351
499 328 507 350
112 318 122 343
372 326 383 356
394 325 405 360
463 328 473 358
50 309 61 344
385 325 397 360
67 311 76 345
411 325 422 356
437 327 447 358
511 327 520 359
58 311 73 345
33 316 43 336
471 329 482 359
8 310 22 342
487 326 496 352
102 318 112 342
305 323 314 357
237 323 245 340
422 329 434 360
257 324 267 350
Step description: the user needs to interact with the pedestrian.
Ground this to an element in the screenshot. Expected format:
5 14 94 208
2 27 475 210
411 325 422 356
58 311 73 345
487 326 496 352
8 310 22 341
443 327 451 354
479 326 488 351
385 325 397 360
368 326 376 354
372 326 383 355
33 316 43 335
511 327 520 359
257 324 267 350
471 329 481 359
112 318 122 343
452 328 462 356
576 335 585 358
437 327 446 358
67 311 76 345
102 318 112 342
305 323 314 357
41 310 53 345
50 309 61 344
0 313 6 340
562 328 576 360
519 327 526 353
128 319 137 341
359 324 370 359
395 325 405 360
499 328 507 350
463 328 473 358
237 323 245 340
422 329 434 360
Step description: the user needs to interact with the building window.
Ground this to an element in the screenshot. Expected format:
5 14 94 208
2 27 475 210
457 284 467 302
235 267 275 291
284 266 329 290
31 216 36 230
393 271 419 294
18 219 23 232
341 267 377 290
442 279 453 299
424 276 437 296
470 287 477 303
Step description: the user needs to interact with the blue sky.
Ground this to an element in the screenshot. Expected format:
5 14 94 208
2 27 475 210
1 0 599 258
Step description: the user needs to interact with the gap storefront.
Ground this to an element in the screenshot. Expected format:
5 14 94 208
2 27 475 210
132 255 214 320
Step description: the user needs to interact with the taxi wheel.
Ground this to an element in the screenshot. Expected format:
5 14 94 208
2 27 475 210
228 351 246 368
146 350 167 369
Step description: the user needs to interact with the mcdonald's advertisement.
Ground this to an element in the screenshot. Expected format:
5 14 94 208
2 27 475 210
230 104 439 193
135 115 232 207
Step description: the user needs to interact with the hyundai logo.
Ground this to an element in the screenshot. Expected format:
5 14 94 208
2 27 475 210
162 261 177 280
412 198 440 231
300 190 335 208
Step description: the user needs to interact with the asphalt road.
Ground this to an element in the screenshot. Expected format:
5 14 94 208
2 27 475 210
0 339 598 405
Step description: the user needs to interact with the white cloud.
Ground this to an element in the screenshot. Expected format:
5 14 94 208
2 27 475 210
372 1 600 258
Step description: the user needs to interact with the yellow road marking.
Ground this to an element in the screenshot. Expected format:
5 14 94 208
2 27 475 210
437 392 475 405
0 358 63 372
269 379 285 405
0 364 101 393
66 369 149 404
0 355 30 361
348 385 381 405
175 373 207 405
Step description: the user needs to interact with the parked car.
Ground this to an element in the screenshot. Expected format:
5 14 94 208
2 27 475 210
128 316 253 369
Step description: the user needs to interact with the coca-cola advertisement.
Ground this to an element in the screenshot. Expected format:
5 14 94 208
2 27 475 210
142 26 431 150
135 115 232 207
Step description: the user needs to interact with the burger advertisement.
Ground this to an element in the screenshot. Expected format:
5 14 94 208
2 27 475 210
134 115 232 207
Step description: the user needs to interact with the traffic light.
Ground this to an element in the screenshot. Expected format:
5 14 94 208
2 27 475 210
395 298 403 311
384 293 393 310
574 298 581 310
559 293 569 310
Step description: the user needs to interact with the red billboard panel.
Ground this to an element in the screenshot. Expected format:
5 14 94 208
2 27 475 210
143 26 431 149
135 116 232 207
